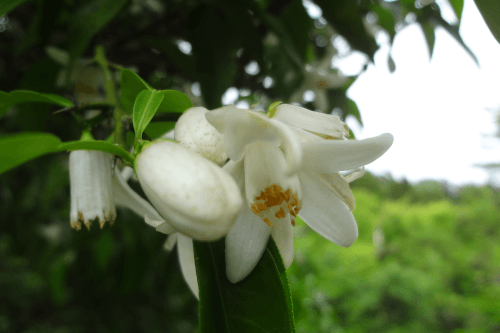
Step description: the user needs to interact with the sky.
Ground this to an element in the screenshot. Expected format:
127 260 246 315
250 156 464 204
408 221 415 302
344 0 500 186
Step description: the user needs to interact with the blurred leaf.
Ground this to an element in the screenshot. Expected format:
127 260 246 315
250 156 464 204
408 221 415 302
328 90 363 126
474 0 500 44
157 90 193 114
421 22 436 59
0 0 29 16
144 122 176 140
67 0 128 80
371 4 396 42
280 0 314 62
188 5 238 109
140 37 197 78
315 0 378 60
194 237 295 333
57 140 134 164
449 0 464 21
120 68 152 114
388 55 396 73
132 89 164 141
0 90 73 118
435 16 479 65
0 132 62 175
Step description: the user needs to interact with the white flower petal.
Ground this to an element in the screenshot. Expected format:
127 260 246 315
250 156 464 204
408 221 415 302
273 104 348 139
226 203 272 283
301 133 394 174
205 105 238 133
162 129 175 140
222 159 245 189
298 172 358 247
175 107 228 165
244 142 301 207
163 233 178 251
136 140 243 241
177 233 199 299
271 219 294 268
343 167 365 183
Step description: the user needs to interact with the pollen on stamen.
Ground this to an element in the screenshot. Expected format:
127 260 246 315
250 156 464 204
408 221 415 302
71 221 82 231
250 184 301 227
316 80 328 90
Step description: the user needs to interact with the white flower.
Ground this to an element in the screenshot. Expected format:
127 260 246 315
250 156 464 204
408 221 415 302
135 140 243 241
69 150 168 231
174 107 228 165
290 44 347 112
69 150 116 230
206 104 393 282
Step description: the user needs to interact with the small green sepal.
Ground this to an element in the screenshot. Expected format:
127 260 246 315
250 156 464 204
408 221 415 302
268 101 282 118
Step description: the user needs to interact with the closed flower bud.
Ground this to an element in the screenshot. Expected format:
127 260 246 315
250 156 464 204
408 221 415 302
135 140 243 241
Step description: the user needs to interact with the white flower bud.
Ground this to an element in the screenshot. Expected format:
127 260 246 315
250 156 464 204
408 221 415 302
175 107 228 165
69 150 116 230
135 140 243 241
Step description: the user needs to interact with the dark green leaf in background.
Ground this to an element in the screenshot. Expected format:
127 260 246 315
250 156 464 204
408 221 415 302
280 0 314 63
144 122 176 140
157 90 193 114
315 0 378 61
421 22 436 59
449 0 465 21
132 89 164 141
0 133 62 175
194 237 295 333
474 0 500 44
0 90 74 118
120 68 153 114
0 0 29 16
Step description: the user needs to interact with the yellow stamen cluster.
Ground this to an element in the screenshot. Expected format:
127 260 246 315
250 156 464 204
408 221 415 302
315 80 328 90
250 184 301 227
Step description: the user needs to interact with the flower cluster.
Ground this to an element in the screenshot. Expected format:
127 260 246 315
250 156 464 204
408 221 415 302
68 103 393 298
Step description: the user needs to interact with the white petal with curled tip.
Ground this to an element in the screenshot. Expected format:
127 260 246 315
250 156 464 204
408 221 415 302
177 233 199 299
205 105 238 133
225 203 272 283
113 167 175 234
301 133 394 174
175 107 228 165
273 104 348 139
298 172 358 247
136 140 243 241
271 219 294 268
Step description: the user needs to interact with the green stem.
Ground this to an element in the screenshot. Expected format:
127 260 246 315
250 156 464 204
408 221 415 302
95 45 126 148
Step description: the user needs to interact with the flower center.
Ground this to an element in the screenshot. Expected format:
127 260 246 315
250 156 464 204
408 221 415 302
315 80 328 90
250 184 301 227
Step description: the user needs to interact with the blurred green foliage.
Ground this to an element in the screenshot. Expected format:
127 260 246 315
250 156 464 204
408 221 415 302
290 175 500 333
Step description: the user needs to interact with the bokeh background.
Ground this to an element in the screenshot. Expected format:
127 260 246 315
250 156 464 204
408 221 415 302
1 0 499 332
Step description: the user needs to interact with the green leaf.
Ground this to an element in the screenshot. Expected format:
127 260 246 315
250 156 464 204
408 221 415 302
371 4 396 42
57 140 134 164
194 237 295 333
120 68 153 114
67 0 128 80
0 133 62 175
449 0 464 21
0 0 29 16
474 0 500 44
144 122 176 140
280 0 314 62
132 90 164 141
157 90 193 114
315 0 378 61
435 16 479 65
421 22 436 59
0 90 74 118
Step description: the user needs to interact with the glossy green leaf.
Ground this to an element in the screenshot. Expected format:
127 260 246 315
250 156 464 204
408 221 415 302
0 90 74 118
315 0 378 60
0 0 29 16
158 90 193 114
132 90 164 141
474 0 500 44
144 122 176 140
120 68 153 114
0 132 62 175
57 140 134 164
194 237 295 333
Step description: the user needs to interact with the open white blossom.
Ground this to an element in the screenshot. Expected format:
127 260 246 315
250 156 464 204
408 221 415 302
135 140 243 241
206 104 393 283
